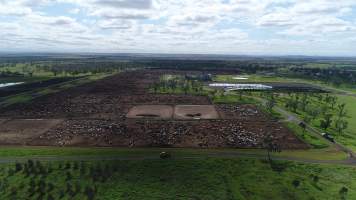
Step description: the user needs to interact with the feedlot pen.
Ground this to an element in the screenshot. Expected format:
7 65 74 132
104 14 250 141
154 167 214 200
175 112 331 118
0 70 308 149
127 105 220 120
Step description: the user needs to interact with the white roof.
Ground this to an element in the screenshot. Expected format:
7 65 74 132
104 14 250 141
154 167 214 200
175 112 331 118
209 83 272 90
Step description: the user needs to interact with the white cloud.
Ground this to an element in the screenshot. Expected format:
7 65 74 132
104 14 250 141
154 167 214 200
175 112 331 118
0 0 356 55
0 2 32 16
69 8 80 14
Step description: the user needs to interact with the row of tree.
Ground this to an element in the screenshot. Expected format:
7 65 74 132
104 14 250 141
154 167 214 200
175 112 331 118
283 93 348 135
2 160 98 200
288 67 356 86
151 76 204 95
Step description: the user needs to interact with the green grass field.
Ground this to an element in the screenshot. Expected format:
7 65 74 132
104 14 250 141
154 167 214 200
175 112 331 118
336 95 356 151
0 157 355 200
275 93 356 152
284 122 330 149
337 95 356 132
0 63 94 77
0 146 347 162
213 74 356 94
0 76 51 84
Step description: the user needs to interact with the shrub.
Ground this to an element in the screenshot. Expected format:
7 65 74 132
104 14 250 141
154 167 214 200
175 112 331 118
15 162 23 172
84 186 96 200
65 162 71 170
292 179 300 188
66 171 72 181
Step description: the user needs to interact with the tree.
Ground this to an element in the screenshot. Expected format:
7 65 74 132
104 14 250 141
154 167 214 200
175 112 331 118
336 103 347 118
335 119 348 135
47 194 55 200
80 162 87 176
65 162 71 170
339 186 348 200
66 182 75 197
28 160 34 169
307 107 320 120
28 179 36 197
330 96 338 109
285 94 299 113
263 134 281 164
38 179 46 195
320 113 333 130
302 115 312 125
66 171 72 181
300 93 309 111
15 162 23 172
58 189 65 199
299 122 307 133
266 93 276 113
84 186 96 200
292 179 300 188
236 89 244 100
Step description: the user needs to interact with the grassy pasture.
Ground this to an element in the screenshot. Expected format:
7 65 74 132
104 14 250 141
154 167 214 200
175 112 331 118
0 76 50 84
0 157 355 200
336 95 356 151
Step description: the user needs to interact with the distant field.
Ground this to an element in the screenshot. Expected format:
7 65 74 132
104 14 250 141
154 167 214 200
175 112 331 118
214 74 356 94
0 157 355 200
0 76 50 84
0 74 109 107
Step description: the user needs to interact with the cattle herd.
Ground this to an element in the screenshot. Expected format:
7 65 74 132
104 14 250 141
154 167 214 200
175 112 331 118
0 70 308 149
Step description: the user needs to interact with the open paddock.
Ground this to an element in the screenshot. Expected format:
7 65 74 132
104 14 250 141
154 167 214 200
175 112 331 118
126 105 220 120
0 119 63 145
174 105 220 120
126 105 174 119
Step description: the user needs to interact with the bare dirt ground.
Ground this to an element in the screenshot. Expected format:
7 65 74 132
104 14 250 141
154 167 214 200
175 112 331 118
174 105 220 120
0 70 308 149
0 119 63 145
126 105 174 119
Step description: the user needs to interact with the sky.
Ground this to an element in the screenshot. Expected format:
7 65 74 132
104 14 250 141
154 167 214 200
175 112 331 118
1 0 356 56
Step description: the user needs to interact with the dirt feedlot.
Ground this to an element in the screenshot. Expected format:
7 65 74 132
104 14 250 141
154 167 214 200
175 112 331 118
126 105 220 120
174 105 220 120
126 105 174 119
0 119 63 145
0 70 308 149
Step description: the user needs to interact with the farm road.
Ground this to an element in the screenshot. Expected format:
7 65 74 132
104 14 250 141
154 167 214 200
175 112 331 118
251 96 356 162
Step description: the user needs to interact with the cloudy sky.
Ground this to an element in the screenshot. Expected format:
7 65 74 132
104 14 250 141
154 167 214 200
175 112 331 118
1 0 356 56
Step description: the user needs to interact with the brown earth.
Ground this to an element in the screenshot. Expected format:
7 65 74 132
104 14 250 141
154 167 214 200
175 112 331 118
0 119 63 145
126 105 174 119
174 105 220 120
0 70 308 149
